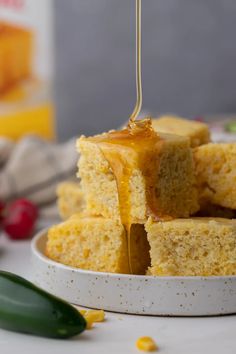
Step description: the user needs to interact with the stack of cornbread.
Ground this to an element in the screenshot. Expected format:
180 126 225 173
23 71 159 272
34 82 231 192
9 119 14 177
46 116 236 276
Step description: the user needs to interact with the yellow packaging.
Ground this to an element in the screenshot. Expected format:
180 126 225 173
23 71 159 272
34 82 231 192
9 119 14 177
0 0 55 140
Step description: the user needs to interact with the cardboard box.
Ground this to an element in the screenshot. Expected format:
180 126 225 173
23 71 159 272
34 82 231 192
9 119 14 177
0 0 55 140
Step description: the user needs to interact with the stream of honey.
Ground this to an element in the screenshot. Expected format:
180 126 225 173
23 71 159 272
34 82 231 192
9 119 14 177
93 0 161 273
107 0 144 273
129 0 142 123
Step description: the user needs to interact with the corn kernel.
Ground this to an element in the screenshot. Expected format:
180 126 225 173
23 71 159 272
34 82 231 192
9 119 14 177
83 248 90 258
74 307 105 330
85 320 93 330
79 309 87 316
84 310 105 323
136 337 157 352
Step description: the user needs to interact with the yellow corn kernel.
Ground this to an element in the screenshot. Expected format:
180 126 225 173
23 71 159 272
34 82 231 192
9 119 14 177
136 337 157 352
83 248 90 258
74 307 105 329
85 320 93 330
79 309 87 316
84 310 105 323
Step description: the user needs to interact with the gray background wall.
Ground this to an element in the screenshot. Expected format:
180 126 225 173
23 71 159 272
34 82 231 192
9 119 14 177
55 0 236 140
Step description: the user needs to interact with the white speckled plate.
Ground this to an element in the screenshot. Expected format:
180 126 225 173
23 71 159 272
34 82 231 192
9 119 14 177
31 229 236 316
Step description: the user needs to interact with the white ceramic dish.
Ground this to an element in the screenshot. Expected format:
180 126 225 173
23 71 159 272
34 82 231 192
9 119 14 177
31 229 236 316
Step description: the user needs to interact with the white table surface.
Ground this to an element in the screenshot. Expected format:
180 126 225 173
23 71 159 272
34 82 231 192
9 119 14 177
0 233 236 354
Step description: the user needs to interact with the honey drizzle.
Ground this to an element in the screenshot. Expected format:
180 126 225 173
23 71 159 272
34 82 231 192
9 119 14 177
129 0 142 123
126 0 142 273
99 146 133 273
95 0 148 274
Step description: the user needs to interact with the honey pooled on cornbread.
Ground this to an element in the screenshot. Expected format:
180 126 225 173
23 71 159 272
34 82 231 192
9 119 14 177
152 115 210 147
46 214 150 275
194 143 236 209
78 119 199 225
145 217 236 276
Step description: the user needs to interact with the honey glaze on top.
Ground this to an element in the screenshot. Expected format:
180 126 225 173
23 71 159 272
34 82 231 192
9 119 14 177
90 118 166 273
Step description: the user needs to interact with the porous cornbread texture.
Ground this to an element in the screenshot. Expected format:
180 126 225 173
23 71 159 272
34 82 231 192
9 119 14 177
0 22 32 92
46 214 150 274
152 116 210 147
77 130 199 223
57 181 85 220
194 143 236 209
145 217 236 276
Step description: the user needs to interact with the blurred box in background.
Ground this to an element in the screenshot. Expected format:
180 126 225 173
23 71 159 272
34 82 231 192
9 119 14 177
0 0 55 140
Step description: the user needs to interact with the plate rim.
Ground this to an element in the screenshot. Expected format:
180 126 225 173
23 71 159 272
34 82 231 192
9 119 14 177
32 228 236 282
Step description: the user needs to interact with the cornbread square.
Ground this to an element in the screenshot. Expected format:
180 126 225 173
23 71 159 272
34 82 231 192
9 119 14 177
152 115 210 147
145 217 236 276
0 22 32 92
194 143 236 209
46 214 150 275
77 131 199 223
57 181 85 220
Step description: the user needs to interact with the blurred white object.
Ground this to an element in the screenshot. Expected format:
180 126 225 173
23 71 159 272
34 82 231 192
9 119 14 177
0 136 77 205
0 138 14 165
209 117 236 142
